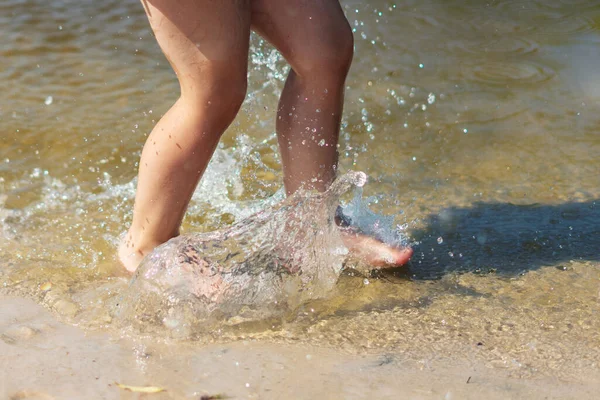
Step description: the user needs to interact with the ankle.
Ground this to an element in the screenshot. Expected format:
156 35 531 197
118 232 163 272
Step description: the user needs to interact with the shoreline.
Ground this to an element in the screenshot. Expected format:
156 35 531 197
2 295 598 400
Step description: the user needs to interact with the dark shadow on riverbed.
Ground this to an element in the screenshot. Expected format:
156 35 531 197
394 199 600 280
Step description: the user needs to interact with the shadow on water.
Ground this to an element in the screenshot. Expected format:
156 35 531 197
398 199 600 280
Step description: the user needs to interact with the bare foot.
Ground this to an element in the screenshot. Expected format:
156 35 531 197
118 236 146 273
340 229 413 268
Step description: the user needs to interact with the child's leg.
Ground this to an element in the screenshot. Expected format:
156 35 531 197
252 0 412 266
252 0 351 194
119 0 251 272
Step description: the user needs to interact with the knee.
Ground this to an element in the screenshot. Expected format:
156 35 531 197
291 24 354 83
208 66 248 116
180 61 248 122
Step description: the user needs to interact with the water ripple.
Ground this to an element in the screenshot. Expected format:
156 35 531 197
456 1 598 36
447 37 540 56
464 61 556 87
534 14 598 36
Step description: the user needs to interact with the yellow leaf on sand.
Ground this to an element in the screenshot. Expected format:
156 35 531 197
115 383 166 393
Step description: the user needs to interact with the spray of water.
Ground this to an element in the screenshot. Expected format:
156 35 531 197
114 171 369 338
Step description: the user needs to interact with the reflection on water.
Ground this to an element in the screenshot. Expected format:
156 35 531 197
1 0 600 384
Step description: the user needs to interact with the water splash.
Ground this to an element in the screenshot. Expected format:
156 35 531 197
114 171 368 338
338 187 408 248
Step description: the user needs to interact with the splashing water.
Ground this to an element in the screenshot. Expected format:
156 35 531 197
338 187 407 248
114 171 370 338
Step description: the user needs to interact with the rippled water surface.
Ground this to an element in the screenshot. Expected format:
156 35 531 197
2 0 600 387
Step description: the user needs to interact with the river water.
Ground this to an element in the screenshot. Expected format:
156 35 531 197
1 0 600 397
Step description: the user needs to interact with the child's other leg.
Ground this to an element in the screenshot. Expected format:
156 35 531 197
119 0 251 272
252 0 351 194
252 0 412 267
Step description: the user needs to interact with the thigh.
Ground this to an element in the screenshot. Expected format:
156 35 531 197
142 0 251 89
250 0 353 72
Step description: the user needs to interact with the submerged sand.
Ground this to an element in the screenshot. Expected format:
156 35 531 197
1 295 598 400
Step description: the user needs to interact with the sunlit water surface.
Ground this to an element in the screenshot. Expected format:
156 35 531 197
1 0 600 383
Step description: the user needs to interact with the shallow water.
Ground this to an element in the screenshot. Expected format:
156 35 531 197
116 172 369 337
2 0 600 392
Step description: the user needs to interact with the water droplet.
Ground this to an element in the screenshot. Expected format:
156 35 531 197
363 278 370 285
463 128 468 134
419 63 424 68
437 237 444 244
427 93 436 104
476 232 487 245
318 139 326 146
44 96 53 105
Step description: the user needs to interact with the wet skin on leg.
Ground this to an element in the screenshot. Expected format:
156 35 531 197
119 0 252 272
120 0 412 272
251 0 413 267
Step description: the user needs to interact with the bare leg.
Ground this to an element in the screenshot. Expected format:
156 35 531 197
119 0 251 272
252 0 412 267
252 1 349 194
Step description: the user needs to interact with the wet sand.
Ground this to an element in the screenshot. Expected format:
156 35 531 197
2 295 598 400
